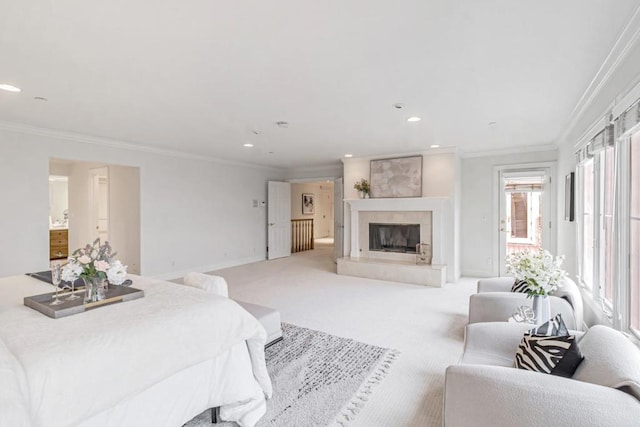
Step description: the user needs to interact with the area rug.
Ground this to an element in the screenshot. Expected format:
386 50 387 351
185 323 399 427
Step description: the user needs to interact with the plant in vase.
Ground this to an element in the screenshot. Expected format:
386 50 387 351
61 238 128 303
353 178 370 198
505 249 567 324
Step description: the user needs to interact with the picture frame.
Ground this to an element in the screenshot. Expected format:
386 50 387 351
302 193 315 214
370 155 423 198
564 172 574 222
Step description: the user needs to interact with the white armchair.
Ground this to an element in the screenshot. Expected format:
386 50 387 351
468 277 583 330
443 323 640 427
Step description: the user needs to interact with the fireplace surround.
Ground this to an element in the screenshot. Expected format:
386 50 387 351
338 197 451 287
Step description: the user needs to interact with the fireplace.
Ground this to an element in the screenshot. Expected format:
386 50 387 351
338 197 452 286
369 223 420 253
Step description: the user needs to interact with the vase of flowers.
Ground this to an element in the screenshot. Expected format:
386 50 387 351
354 178 370 199
61 238 128 303
505 249 567 324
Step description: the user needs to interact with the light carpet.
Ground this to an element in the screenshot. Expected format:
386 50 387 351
176 241 477 426
186 323 399 427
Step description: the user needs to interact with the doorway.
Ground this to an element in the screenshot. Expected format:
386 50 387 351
48 159 141 274
288 180 335 250
497 166 555 275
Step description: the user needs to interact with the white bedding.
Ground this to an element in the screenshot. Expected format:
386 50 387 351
0 275 272 427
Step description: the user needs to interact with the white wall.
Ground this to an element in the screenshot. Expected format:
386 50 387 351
343 152 457 200
290 182 334 238
0 128 284 278
460 150 558 277
285 164 343 181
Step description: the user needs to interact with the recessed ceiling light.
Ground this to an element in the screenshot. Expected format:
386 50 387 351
407 117 421 122
0 84 21 92
430 144 440 148
243 143 254 148
393 103 404 109
344 154 353 158
34 96 48 102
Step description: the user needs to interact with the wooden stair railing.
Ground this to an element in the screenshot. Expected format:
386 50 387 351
291 219 314 253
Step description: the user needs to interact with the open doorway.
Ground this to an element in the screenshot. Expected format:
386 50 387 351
289 181 335 251
48 159 141 274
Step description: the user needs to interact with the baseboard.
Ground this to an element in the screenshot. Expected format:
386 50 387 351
151 255 266 281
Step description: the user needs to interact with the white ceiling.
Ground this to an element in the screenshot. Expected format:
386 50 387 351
1 1 638 168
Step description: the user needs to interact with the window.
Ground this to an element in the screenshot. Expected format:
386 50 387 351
599 146 615 304
630 131 640 333
576 88 640 337
580 160 595 290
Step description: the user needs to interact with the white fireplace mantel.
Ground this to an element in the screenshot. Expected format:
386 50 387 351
344 197 452 266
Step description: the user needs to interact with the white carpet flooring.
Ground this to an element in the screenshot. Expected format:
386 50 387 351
206 241 477 427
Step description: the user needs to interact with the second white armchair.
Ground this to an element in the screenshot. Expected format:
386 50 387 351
468 276 584 330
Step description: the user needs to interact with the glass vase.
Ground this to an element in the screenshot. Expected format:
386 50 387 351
83 276 106 303
532 295 551 325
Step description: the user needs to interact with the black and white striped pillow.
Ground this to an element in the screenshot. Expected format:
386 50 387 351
526 313 569 337
511 279 531 294
515 334 584 378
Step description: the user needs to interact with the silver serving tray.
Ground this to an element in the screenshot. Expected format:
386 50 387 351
24 286 144 319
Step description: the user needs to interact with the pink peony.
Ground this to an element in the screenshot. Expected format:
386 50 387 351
78 255 92 264
94 260 110 272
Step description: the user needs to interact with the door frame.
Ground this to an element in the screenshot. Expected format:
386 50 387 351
492 161 557 276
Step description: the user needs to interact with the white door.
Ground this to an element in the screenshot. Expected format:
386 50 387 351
89 167 109 242
320 185 333 238
267 181 291 260
498 169 551 275
333 178 344 262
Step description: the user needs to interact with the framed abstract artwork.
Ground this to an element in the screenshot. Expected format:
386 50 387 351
302 193 315 214
370 155 423 198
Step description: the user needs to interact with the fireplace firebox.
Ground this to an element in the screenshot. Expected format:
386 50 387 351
369 223 420 253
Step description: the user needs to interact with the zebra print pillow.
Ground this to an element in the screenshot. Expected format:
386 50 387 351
511 279 531 294
526 313 569 337
515 334 584 378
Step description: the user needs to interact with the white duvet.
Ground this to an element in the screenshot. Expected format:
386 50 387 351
0 275 272 427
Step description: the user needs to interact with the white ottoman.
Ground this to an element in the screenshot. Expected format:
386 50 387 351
236 300 283 347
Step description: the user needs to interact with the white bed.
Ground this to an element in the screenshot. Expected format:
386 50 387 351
0 274 272 427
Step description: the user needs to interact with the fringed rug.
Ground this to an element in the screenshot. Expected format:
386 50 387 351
185 323 399 427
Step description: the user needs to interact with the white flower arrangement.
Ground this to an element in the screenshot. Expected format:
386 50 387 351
61 238 128 285
505 249 567 297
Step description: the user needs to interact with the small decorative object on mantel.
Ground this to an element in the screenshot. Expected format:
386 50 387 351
62 238 128 303
415 242 432 265
353 178 370 199
505 249 568 325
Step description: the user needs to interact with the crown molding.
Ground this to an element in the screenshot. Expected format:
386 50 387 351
460 143 558 159
340 147 459 163
0 121 284 172
557 4 640 143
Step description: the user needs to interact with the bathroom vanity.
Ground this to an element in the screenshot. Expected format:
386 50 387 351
49 229 68 260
